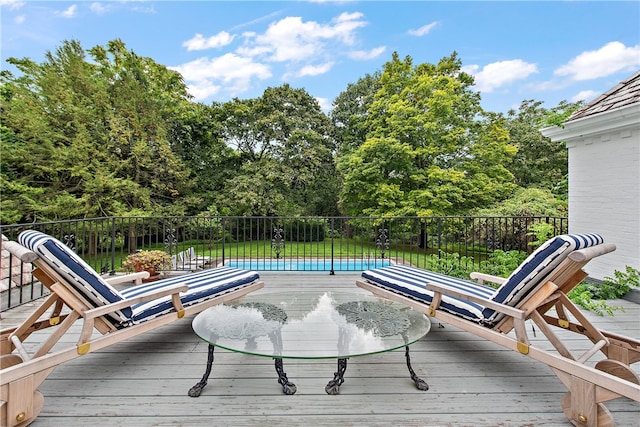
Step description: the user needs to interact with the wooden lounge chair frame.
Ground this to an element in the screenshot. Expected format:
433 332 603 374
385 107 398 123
170 246 213 272
0 235 264 427
356 242 640 427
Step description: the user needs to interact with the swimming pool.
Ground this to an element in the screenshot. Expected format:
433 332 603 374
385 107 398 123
225 258 392 272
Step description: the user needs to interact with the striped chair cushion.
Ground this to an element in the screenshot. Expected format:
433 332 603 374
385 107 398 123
18 230 131 324
361 265 494 323
483 233 604 325
362 233 604 327
121 266 260 324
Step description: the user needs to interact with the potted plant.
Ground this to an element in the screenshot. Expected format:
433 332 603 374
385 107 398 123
122 249 172 282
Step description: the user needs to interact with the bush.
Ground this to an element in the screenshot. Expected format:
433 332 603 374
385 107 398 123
479 250 527 279
426 251 475 280
568 266 639 315
122 249 171 272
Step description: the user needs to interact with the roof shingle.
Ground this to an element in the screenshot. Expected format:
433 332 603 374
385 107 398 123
568 70 640 121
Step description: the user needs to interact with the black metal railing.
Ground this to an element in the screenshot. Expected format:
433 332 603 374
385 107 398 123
0 215 567 311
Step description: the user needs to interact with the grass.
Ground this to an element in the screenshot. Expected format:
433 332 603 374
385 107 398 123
93 237 480 274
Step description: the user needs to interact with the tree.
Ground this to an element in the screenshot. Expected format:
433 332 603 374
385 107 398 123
473 187 567 217
169 101 240 214
215 85 338 216
89 39 193 215
330 71 382 155
337 52 516 217
1 39 193 223
1 41 106 222
503 99 579 195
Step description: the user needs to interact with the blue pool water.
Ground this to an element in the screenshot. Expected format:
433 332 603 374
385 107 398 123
226 258 392 272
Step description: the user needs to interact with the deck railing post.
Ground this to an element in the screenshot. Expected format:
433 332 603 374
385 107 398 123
330 217 335 275
221 217 226 266
110 217 116 275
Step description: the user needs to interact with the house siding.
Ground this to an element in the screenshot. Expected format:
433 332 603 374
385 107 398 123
541 70 640 281
568 129 640 280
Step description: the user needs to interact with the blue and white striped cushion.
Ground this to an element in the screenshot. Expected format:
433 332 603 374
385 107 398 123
18 230 131 324
121 266 260 324
483 233 604 325
362 233 604 327
19 230 261 327
361 265 494 322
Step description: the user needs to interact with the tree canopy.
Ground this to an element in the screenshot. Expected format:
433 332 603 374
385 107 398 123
1 39 192 222
1 40 569 224
336 52 517 217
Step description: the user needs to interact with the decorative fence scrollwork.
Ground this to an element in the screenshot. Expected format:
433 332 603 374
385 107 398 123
375 228 390 259
271 227 285 259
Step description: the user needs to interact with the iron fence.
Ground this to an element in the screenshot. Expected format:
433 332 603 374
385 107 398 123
1 215 567 311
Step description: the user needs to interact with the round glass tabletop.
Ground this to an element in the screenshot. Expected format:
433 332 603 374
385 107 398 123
192 290 431 359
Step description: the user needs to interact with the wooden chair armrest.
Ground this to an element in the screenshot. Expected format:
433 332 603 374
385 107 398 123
84 283 189 319
104 271 150 285
2 239 40 262
425 282 525 320
470 272 507 286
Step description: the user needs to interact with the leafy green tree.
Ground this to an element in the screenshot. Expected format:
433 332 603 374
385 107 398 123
473 187 567 217
89 39 193 215
337 52 516 217
330 71 382 154
215 85 338 216
169 101 240 214
1 39 192 223
503 99 580 195
1 41 105 222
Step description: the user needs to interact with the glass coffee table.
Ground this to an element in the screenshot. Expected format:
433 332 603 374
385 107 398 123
188 291 431 396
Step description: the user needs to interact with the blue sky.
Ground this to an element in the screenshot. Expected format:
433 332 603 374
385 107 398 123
2 1 639 113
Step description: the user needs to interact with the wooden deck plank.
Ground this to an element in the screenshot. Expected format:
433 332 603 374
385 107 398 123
2 272 639 426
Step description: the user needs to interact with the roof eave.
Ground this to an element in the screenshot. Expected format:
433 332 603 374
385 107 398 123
540 103 640 142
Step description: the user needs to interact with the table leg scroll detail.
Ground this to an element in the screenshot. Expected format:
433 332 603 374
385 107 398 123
189 344 215 397
274 358 297 395
325 358 348 395
405 345 428 391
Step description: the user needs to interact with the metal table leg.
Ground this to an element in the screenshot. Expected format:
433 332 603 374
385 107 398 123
325 358 348 395
188 344 215 397
274 358 297 395
405 345 429 390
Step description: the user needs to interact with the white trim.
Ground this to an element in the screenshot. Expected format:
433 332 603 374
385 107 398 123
540 103 640 142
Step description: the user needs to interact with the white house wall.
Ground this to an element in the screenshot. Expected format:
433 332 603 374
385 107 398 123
567 127 640 280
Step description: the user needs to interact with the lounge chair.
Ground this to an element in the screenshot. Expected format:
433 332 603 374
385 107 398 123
0 230 264 427
356 233 640 427
169 247 212 272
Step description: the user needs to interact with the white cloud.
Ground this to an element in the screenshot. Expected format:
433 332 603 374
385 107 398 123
237 12 367 63
230 10 283 32
348 46 386 60
332 12 367 45
315 96 332 112
58 4 77 18
14 14 25 24
0 0 24 10
288 62 335 79
242 16 323 62
408 22 438 37
176 11 373 101
466 59 538 93
571 90 599 104
183 32 236 51
170 53 272 101
90 2 109 15
555 41 640 81
186 81 222 101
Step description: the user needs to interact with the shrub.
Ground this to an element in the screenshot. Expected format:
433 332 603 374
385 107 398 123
122 249 171 272
568 266 639 315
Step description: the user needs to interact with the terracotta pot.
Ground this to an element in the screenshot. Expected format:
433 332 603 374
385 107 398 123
136 266 160 283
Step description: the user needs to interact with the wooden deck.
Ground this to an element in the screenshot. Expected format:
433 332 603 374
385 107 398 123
2 272 639 426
